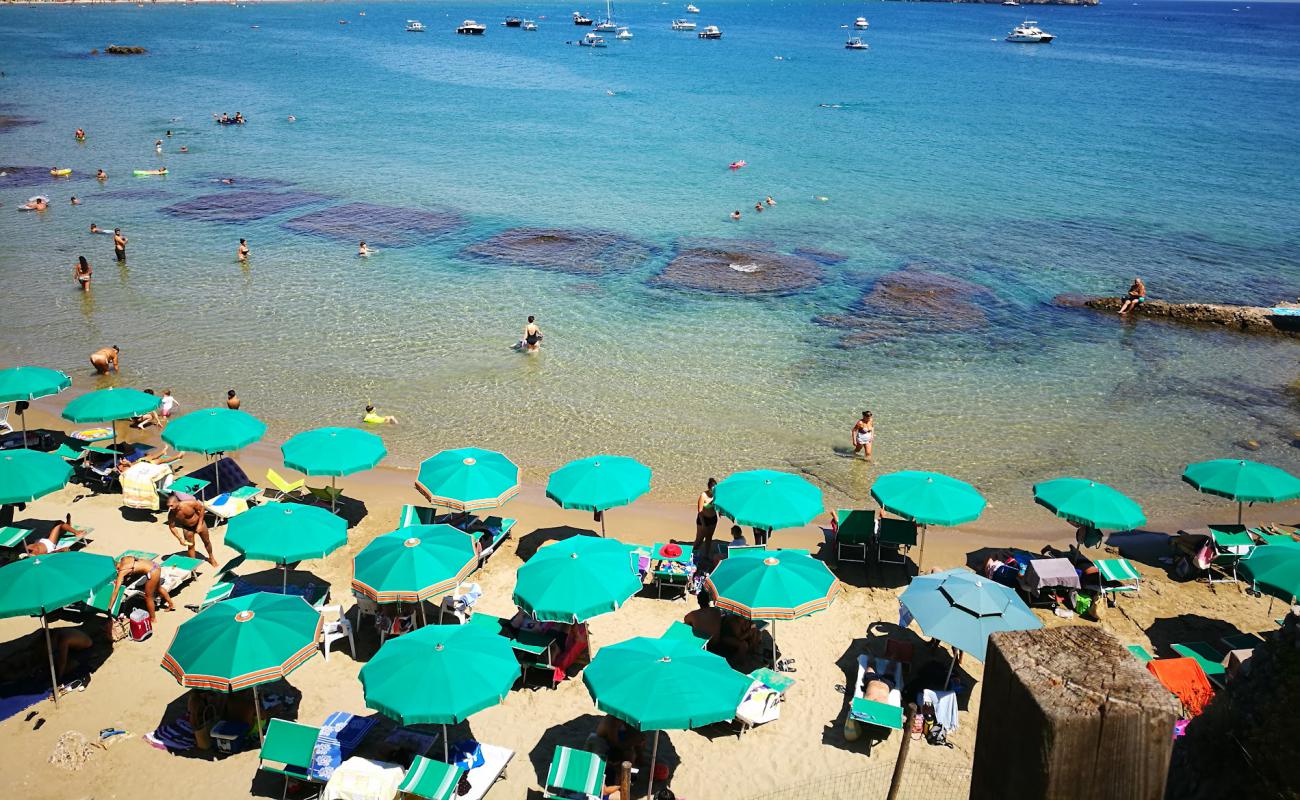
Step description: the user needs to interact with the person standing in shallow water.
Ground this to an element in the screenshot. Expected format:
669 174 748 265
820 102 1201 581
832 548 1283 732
113 228 127 262
851 410 875 460
523 315 542 353
237 238 249 262
226 389 240 410
74 256 92 292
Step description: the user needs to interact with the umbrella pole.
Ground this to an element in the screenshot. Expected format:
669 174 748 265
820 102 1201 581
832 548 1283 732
443 723 449 762
331 476 337 514
1238 501 1243 526
600 512 606 538
282 563 287 593
21 406 28 448
944 648 959 691
420 603 428 628
42 614 60 707
111 420 119 470
214 455 221 495
917 524 928 573
772 620 778 669
253 684 264 743
646 729 660 800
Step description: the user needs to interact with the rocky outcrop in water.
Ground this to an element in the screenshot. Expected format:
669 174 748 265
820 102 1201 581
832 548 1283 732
163 190 331 223
105 45 148 55
653 243 825 295
816 265 997 346
1054 294 1300 338
463 227 656 275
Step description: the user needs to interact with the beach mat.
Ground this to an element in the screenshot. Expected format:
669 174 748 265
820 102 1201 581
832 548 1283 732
0 680 52 722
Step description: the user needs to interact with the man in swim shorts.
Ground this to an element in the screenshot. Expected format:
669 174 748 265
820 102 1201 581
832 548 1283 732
851 410 875 460
90 345 120 374
113 228 127 261
1118 276 1146 316
167 495 217 567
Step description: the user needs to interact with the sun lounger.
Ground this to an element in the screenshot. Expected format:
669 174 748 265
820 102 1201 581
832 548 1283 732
306 485 343 508
849 654 905 752
52 443 86 463
203 488 261 524
1094 558 1141 603
399 504 438 528
876 518 918 567
1219 632 1264 652
456 743 513 800
2 525 93 559
259 719 325 800
400 507 516 568
832 509 876 564
266 469 306 502
1171 642 1227 686
1126 644 1155 663
187 555 245 612
1146 657 1215 717
399 755 465 800
543 746 605 800
123 554 204 606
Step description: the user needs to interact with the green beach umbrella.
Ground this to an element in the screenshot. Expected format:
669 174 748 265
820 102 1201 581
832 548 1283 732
583 635 751 798
0 449 73 505
1182 459 1300 525
871 470 987 568
360 623 520 761
163 408 267 493
415 447 520 512
513 536 642 623
704 549 839 667
61 387 161 468
0 366 71 446
161 593 322 739
713 469 825 535
1240 542 1300 603
0 551 117 705
1032 477 1147 532
282 427 387 512
545 455 651 537
351 524 477 609
225 502 347 590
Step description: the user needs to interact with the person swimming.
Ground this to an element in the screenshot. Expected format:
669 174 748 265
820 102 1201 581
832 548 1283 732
70 196 81 206
362 404 398 424
74 128 86 141
96 169 107 181
358 241 369 257
730 210 741 221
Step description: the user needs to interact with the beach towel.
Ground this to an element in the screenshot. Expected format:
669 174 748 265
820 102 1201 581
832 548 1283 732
553 624 590 683
0 680 52 723
919 688 959 732
1147 657 1215 717
121 462 172 510
145 717 196 753
310 712 347 781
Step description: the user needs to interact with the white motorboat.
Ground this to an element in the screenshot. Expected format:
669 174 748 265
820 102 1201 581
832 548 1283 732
405 19 426 32
845 36 868 49
456 19 487 34
686 3 700 12
1006 20 1054 42
573 11 594 25
522 19 538 30
1002 1 1020 6
854 16 869 29
616 26 633 39
579 31 608 46
697 24 721 39
671 18 696 30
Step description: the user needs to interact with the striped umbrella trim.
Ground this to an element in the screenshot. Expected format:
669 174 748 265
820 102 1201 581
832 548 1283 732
161 640 319 691
705 578 840 620
350 561 475 604
413 481 520 512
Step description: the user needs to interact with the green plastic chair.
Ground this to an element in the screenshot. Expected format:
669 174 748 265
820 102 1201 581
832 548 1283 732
876 517 918 566
398 755 464 800
833 509 876 564
543 746 606 800
258 719 323 800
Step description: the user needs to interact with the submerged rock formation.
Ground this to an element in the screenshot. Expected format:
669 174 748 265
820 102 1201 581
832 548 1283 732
1054 294 1300 338
283 202 465 248
653 244 824 295
816 265 998 346
463 227 656 275
163 190 331 223
105 45 148 55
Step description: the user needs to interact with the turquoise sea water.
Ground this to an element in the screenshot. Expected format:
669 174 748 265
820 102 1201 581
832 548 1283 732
1 0 1298 523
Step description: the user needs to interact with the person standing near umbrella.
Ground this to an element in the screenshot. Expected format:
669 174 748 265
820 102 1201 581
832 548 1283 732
694 478 719 555
851 410 875 460
167 495 217 566
89 345 119 374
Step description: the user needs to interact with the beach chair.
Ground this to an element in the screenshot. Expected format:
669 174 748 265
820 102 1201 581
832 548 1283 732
258 719 325 800
122 554 204 607
661 621 708 648
399 755 465 800
1220 632 1265 652
849 654 905 753
876 518 918 567
832 509 876 564
1126 644 1155 663
306 485 343 508
400 504 438 527
2 525 93 560
203 486 263 524
318 604 356 662
1208 527 1255 585
52 443 86 463
456 743 514 800
0 405 11 435
542 746 606 800
186 555 245 612
1094 558 1141 605
1171 642 1227 687
265 469 306 502
438 582 483 624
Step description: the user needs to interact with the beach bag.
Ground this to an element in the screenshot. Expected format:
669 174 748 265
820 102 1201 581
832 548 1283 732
926 722 953 748
1072 591 1093 618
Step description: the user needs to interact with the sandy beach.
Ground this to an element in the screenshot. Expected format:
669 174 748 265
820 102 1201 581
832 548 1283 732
0 394 1293 800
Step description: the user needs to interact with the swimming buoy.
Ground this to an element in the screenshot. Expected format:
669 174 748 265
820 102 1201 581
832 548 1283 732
50 168 72 176
729 161 746 170
133 168 168 176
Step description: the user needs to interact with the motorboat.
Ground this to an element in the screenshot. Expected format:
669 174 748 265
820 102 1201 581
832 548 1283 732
845 36 868 49
522 19 538 30
671 18 696 30
579 31 607 46
456 19 487 34
573 11 594 25
503 17 523 27
854 16 869 28
698 25 721 39
405 19 426 32
686 3 700 12
616 26 633 39
1006 20 1054 42
1002 1 1020 5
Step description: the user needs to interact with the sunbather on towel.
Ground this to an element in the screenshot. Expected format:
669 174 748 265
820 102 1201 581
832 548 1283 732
26 514 85 555
167 495 217 567
115 446 183 474
111 555 176 621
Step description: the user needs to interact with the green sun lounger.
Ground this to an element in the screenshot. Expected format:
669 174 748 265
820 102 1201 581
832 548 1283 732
876 517 918 566
1126 644 1154 663
1220 632 1264 652
833 509 876 564
1171 642 1227 686
850 697 904 730
399 755 465 800
543 746 606 800
259 719 323 799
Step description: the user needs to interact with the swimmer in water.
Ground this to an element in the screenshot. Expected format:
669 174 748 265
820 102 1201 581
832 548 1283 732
362 404 398 425
754 202 764 213
237 238 249 262
220 178 235 185
155 139 163 154
179 146 188 153
523 315 543 353
166 130 172 137
287 115 296 122
730 210 741 221
74 128 86 141
96 169 107 181
358 241 369 257
766 196 776 206
70 196 81 206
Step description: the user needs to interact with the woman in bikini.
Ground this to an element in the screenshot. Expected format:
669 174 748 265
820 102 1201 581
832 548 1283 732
110 555 175 622
693 478 719 555
25 515 86 556
851 410 875 460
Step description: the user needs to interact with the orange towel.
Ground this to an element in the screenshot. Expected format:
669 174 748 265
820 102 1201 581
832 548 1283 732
1147 657 1215 717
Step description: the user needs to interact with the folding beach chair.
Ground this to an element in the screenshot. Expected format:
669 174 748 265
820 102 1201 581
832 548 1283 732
2 525 94 560
832 509 876 564
1194 526 1256 585
258 719 324 800
1094 558 1141 604
543 746 606 800
122 554 204 607
186 555 245 612
399 755 465 800
876 518 918 567
399 504 438 528
307 485 343 508
52 443 86 463
458 743 514 800
265 469 306 502
849 654 904 754
1126 644 1154 663
1171 642 1227 687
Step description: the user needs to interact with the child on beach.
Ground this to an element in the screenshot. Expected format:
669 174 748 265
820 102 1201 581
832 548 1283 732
362 404 397 424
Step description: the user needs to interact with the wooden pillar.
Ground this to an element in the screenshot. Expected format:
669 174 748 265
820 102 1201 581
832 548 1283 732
969 627 1178 800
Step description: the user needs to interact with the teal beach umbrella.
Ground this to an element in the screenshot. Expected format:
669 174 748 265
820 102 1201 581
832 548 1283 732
583 635 751 798
415 448 520 512
163 408 266 454
351 525 478 607
225 502 347 589
0 551 117 705
0 366 71 446
61 388 161 467
0 449 73 505
713 469 825 534
1032 477 1147 532
360 623 519 760
1240 541 1300 603
513 536 642 623
282 427 387 512
545 455 651 537
1182 459 1300 524
871 470 987 568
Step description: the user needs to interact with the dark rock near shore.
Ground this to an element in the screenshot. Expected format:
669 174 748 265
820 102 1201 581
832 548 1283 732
0 165 65 188
163 190 331 223
1054 294 1300 338
105 45 148 55
0 116 42 134
283 202 465 248
792 246 848 266
463 227 656 275
816 264 998 346
652 244 825 295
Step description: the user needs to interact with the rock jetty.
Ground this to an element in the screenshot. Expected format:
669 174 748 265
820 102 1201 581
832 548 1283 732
1055 294 1300 338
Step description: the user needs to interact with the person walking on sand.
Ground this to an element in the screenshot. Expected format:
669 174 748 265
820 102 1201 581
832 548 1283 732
226 389 241 410
523 315 543 353
113 228 127 261
167 494 218 567
237 238 249 262
74 255 92 292
160 389 178 421
851 410 875 460
694 478 719 555
1118 277 1146 316
89 345 119 374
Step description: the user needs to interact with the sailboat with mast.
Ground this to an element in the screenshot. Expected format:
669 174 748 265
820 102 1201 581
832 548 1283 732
594 0 619 31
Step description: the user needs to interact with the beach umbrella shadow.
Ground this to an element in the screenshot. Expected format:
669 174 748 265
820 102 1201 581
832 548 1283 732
1105 528 1180 573
153 680 303 764
1145 613 1246 658
515 525 596 562
324 495 369 529
526 713 605 788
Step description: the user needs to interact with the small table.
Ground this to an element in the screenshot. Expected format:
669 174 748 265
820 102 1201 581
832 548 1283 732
168 476 210 497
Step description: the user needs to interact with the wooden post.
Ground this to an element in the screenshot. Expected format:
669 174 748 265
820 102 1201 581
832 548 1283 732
620 760 632 800
885 701 917 800
969 627 1179 800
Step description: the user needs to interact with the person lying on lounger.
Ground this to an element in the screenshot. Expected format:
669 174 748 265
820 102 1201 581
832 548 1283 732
26 514 86 556
110 554 176 622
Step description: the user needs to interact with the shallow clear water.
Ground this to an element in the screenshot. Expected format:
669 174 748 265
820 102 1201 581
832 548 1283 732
1 0 1298 522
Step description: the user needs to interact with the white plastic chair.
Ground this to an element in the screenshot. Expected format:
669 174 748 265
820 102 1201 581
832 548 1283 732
0 405 12 435
319 604 355 661
439 582 483 624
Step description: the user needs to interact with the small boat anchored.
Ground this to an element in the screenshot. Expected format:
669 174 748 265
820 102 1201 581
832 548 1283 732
854 16 869 29
1006 20 1054 42
522 19 538 30
845 36 868 49
616 26 633 39
573 11 594 25
686 3 700 12
697 24 721 39
579 31 607 46
456 19 487 35
503 17 522 27
671 18 696 30
405 19 426 32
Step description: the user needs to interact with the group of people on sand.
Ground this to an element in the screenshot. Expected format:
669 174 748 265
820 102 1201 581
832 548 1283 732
729 195 776 222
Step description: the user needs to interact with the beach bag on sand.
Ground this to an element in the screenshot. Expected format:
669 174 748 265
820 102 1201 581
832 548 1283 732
926 722 953 748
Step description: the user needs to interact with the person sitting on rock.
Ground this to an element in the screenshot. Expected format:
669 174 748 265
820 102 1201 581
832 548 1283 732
1118 277 1146 315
